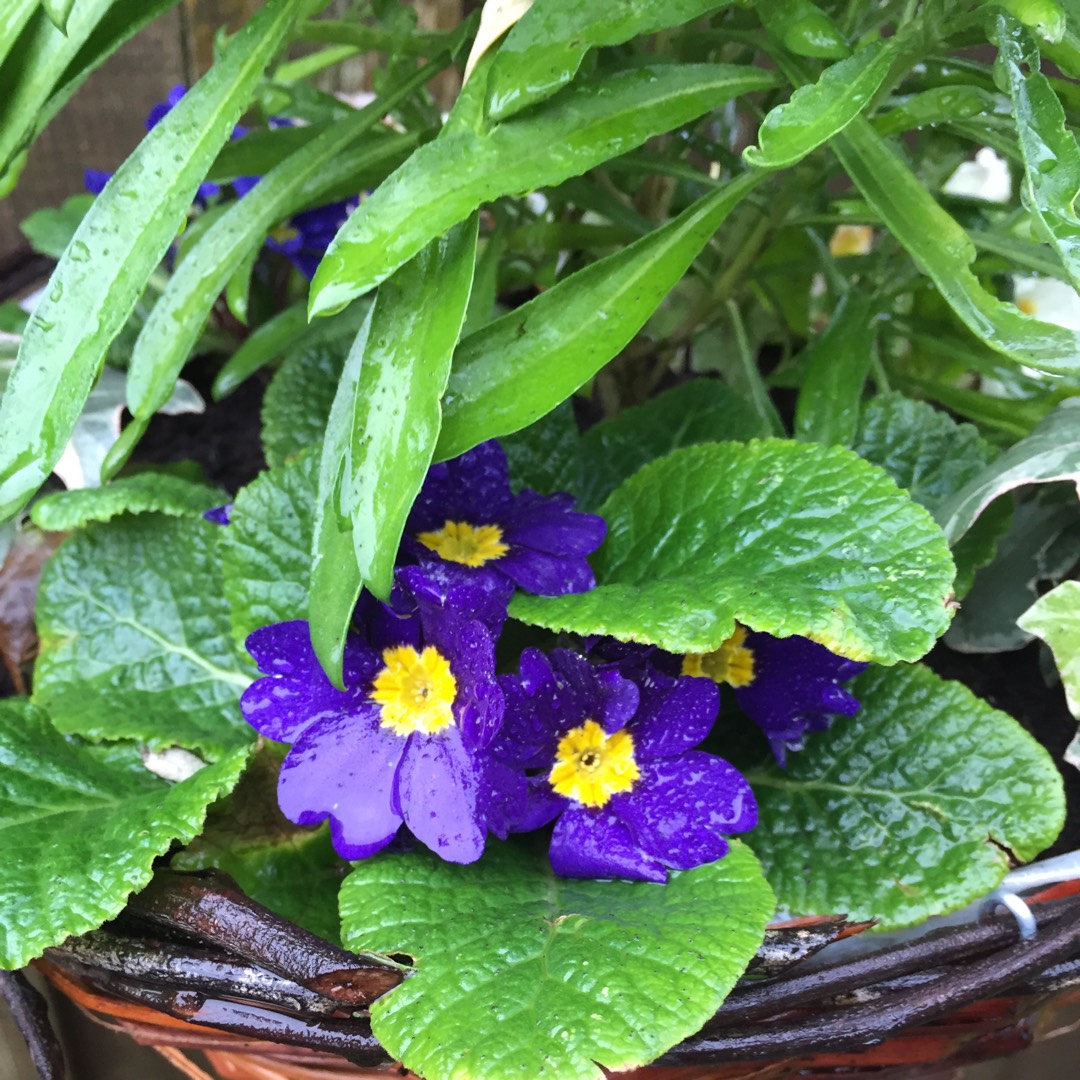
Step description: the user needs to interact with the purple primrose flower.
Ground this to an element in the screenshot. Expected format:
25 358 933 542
680 626 867 765
492 648 757 883
405 440 606 599
240 567 509 864
264 198 359 280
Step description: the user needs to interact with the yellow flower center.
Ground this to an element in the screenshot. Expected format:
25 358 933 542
417 520 509 568
1016 296 1038 316
828 224 874 257
682 625 756 688
548 719 640 808
270 223 300 244
370 645 457 736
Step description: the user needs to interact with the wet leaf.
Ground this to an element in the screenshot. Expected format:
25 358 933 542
309 63 774 313
1019 579 1080 717
512 440 955 664
0 698 249 970
341 841 772 1080
747 663 1065 929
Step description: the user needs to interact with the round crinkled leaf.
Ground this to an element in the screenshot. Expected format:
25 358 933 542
30 471 225 532
1019 580 1080 719
511 440 955 663
746 663 1065 929
0 698 250 969
33 515 256 759
340 841 773 1080
221 449 319 646
261 344 343 468
852 393 1007 596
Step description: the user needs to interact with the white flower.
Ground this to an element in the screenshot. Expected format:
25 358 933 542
943 147 1012 204
1013 275 1080 331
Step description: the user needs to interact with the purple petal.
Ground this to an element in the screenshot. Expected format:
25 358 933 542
496 548 596 595
550 805 666 883
202 503 233 525
506 491 606 556
483 759 529 839
397 728 487 864
396 562 512 635
84 169 113 195
278 713 406 859
233 175 261 197
514 776 566 832
408 441 513 531
630 673 718 758
614 754 756 871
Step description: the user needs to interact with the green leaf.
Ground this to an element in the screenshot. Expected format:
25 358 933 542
935 398 1080 543
331 220 476 600
309 64 775 314
995 13 1080 295
746 663 1065 929
759 0 850 59
852 393 1005 596
577 380 770 510
173 748 345 944
501 401 582 494
33 516 256 759
208 122 331 182
436 172 764 461
120 69 437 446
1020 579 1080 717
831 117 1080 376
511 440 955 664
874 85 997 137
221 450 318 648
946 487 1080 652
29 472 224 532
0 0 38 70
40 0 76 34
212 303 308 401
793 293 874 447
261 343 346 469
18 194 94 258
0 698 249 970
485 0 736 120
341 841 773 1080
745 42 893 170
0 0 300 523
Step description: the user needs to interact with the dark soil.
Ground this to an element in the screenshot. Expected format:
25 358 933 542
130 353 269 495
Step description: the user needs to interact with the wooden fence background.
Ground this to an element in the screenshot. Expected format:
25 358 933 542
0 0 461 265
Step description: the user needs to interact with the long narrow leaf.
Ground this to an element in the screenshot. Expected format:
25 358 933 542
0 0 299 522
0 0 39 70
309 63 776 316
486 0 735 120
41 0 76 34
995 12 1080 295
832 117 1080 375
0 0 118 174
794 293 875 447
311 221 478 683
436 170 763 460
212 304 308 401
745 41 894 170
113 70 437 470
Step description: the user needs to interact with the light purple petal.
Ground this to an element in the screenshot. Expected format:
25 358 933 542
615 754 757 871
397 728 487 864
550 805 667 882
277 713 406 859
631 674 719 758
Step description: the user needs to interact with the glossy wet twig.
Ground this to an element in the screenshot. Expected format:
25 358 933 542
126 869 404 1005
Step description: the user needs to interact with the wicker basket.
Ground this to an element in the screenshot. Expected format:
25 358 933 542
18 867 1080 1080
